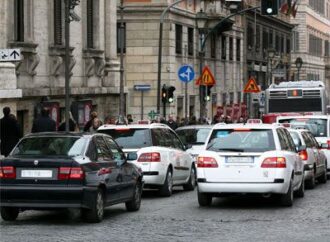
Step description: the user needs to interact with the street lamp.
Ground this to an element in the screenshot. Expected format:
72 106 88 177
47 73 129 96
295 57 303 81
267 48 276 85
196 9 208 120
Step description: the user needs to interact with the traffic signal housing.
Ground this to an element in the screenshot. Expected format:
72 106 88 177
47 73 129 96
167 86 176 103
261 0 279 16
205 85 213 101
162 85 168 104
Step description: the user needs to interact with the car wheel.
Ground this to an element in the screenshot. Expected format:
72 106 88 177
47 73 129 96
305 168 316 189
82 189 104 223
280 179 293 207
294 174 305 198
0 207 19 221
317 168 327 184
183 165 196 191
159 169 173 197
198 189 212 207
126 181 142 212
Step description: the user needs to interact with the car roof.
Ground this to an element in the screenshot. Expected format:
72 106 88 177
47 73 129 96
24 132 104 139
287 128 310 133
98 123 170 130
212 123 279 130
277 115 330 120
176 125 213 130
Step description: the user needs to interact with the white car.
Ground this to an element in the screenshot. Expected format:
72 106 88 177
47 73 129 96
98 123 195 196
197 124 305 207
277 115 330 178
288 129 327 188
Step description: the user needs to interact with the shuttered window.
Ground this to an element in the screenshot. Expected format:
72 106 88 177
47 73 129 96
210 33 216 58
229 37 233 61
87 0 94 48
117 22 126 53
236 38 241 61
15 0 24 42
54 0 62 45
188 27 194 56
221 35 226 60
175 24 182 54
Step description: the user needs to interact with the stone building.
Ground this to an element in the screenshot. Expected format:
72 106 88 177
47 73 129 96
119 0 245 121
0 0 119 134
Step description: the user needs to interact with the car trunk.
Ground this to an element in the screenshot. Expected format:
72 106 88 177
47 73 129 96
203 152 277 183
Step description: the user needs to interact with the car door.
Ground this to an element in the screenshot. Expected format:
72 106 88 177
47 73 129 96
306 132 325 175
93 135 122 203
103 135 135 200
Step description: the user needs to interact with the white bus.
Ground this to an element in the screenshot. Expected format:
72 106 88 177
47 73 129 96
265 81 328 115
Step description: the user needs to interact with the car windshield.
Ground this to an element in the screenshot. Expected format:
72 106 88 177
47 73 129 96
207 129 275 152
98 128 152 149
278 118 327 137
11 136 87 157
176 128 211 146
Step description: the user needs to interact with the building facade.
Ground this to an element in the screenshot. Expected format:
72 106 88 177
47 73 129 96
0 0 120 134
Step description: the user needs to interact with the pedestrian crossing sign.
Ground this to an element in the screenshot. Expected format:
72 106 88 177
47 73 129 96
243 78 261 93
195 66 216 86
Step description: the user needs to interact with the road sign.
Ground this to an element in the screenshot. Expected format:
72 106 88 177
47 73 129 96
195 66 216 86
178 65 195 83
243 78 260 93
0 49 21 62
134 84 151 91
148 110 158 120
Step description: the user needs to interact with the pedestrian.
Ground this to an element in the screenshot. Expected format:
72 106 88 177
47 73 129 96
58 112 79 131
104 115 116 125
0 107 22 157
189 115 197 125
83 111 98 132
126 114 133 124
31 107 56 133
225 116 233 124
237 116 245 123
167 115 178 130
89 118 102 132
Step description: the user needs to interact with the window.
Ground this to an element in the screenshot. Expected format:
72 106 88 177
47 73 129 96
210 33 216 58
175 24 182 54
309 0 325 15
229 37 233 60
256 25 260 51
277 129 289 151
188 27 194 56
117 22 126 53
325 40 329 56
15 0 24 41
94 136 112 161
269 30 273 48
236 39 241 61
87 0 94 48
262 30 268 56
281 35 285 53
292 31 299 52
54 0 62 45
275 34 280 52
309 34 322 56
103 136 124 161
247 23 253 49
286 38 291 54
221 35 226 60
166 129 184 150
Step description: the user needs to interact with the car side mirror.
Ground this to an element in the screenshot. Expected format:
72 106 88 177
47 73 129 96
126 152 138 161
296 145 306 152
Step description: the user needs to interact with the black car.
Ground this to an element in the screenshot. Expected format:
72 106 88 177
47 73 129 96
0 132 143 223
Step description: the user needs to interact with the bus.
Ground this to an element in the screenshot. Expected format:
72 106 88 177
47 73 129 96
262 81 328 123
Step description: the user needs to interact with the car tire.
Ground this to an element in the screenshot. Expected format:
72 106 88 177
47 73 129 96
82 189 104 223
305 168 316 189
197 190 212 207
0 207 19 221
280 179 293 207
318 168 327 184
159 169 173 197
183 165 196 191
294 174 305 198
126 181 142 212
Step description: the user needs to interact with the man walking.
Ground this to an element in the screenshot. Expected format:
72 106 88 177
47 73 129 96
0 107 22 157
31 107 56 133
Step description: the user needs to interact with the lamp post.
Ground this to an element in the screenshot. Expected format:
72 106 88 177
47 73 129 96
295 57 303 81
119 0 125 118
196 9 208 121
267 48 275 86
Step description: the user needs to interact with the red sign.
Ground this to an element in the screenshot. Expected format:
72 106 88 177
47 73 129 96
195 66 216 86
243 78 261 93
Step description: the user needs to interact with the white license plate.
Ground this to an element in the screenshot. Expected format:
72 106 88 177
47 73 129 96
226 157 253 163
21 170 53 178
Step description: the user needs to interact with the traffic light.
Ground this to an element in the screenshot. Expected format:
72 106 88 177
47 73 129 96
162 85 168 104
261 0 279 16
205 85 213 101
167 86 176 103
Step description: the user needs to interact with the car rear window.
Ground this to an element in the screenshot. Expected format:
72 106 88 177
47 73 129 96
278 118 327 137
207 129 275 152
98 128 152 149
176 128 211 146
11 136 87 157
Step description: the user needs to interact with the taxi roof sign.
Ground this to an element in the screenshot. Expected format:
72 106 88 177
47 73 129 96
243 78 261 93
195 66 216 86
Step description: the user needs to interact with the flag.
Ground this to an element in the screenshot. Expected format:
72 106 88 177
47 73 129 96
291 0 299 18
280 0 299 18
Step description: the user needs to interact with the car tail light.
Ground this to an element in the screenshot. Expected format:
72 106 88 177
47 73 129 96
327 140 330 150
299 150 308 160
137 152 161 162
58 167 84 180
261 157 286 168
197 157 218 168
0 166 16 179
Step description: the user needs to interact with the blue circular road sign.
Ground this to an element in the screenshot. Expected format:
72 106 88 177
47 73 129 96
178 65 195 83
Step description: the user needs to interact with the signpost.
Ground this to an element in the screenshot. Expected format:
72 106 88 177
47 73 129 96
178 65 195 121
134 84 151 120
0 49 21 62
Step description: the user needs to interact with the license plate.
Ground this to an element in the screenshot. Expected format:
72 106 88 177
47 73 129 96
226 157 253 163
21 170 53 178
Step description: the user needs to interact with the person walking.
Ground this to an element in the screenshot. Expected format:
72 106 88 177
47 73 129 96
83 111 98 131
167 115 178 130
58 112 78 131
31 107 57 133
0 107 22 157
